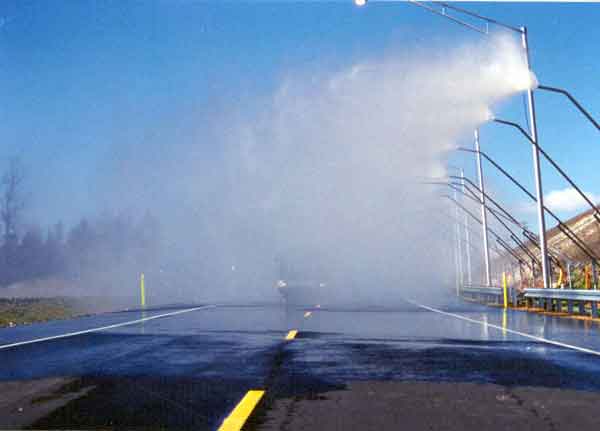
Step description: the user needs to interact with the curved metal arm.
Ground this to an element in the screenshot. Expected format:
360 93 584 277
438 199 530 267
462 183 541 263
457 147 600 263
429 177 523 235
446 178 541 265
431 217 491 258
435 210 504 259
452 179 538 248
433 2 524 34
507 231 540 265
444 195 526 266
438 209 484 240
496 237 528 266
492 118 600 224
449 175 532 236
458 147 535 202
408 0 523 35
411 1 487 34
538 85 600 132
434 171 595 263
493 118 535 144
444 195 512 250
487 206 539 265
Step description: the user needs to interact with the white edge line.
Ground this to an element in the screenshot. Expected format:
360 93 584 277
0 305 216 351
408 300 600 357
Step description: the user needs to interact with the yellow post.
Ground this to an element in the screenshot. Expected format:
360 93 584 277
585 265 591 290
502 271 508 309
557 266 564 287
140 273 146 308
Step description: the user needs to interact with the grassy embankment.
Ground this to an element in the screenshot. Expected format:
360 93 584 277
0 298 80 327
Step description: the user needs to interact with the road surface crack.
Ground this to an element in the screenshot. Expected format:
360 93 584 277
505 388 558 431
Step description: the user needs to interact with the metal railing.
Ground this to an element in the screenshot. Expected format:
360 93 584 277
523 287 600 316
460 284 600 317
524 288 600 302
461 285 502 295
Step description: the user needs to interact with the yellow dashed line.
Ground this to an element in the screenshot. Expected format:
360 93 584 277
217 390 265 431
285 330 298 340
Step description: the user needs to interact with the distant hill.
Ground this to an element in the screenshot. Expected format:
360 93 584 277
506 207 600 289
545 207 600 262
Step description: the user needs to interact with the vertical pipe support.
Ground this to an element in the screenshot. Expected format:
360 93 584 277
460 169 473 286
521 26 551 290
502 271 508 309
454 230 460 295
453 186 464 291
474 129 492 286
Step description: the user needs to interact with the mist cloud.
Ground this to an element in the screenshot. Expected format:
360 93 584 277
103 33 531 305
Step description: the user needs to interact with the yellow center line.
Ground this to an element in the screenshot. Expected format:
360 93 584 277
217 390 265 431
285 329 298 340
303 311 312 318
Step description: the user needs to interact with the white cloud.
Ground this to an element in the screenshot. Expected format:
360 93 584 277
543 187 600 213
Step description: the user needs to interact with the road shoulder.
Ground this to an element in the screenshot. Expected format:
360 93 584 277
0 377 94 429
259 380 600 431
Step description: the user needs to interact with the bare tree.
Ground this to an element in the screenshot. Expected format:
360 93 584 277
0 157 25 244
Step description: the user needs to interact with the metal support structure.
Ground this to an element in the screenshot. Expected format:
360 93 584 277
457 147 600 264
521 27 550 290
453 227 460 295
453 186 464 291
427 212 493 287
537 85 600 132
433 210 502 261
460 169 473 285
494 117 600 225
445 178 537 269
474 129 491 286
449 189 537 271
448 175 537 246
358 0 592 293
444 195 526 268
368 1 555 291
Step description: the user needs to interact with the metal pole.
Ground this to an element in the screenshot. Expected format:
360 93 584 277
474 129 492 286
521 26 550 290
460 169 473 285
537 85 600 133
453 225 460 295
453 186 464 290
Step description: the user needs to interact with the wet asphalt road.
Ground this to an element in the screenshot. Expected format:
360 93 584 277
3 297 600 429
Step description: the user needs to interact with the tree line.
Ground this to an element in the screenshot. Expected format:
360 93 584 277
0 157 161 288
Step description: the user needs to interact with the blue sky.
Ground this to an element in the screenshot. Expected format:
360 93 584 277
1 1 599 231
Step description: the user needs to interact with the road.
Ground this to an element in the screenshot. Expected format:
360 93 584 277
2 297 600 430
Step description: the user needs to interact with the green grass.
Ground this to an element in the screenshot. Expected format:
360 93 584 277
0 298 80 327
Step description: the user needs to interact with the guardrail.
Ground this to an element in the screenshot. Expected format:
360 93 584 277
461 285 600 318
524 288 600 316
462 285 502 295
461 285 506 305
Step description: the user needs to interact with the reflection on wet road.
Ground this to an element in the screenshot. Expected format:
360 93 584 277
2 298 600 429
287 299 600 393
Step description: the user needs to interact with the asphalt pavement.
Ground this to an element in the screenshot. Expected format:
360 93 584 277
2 297 600 430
